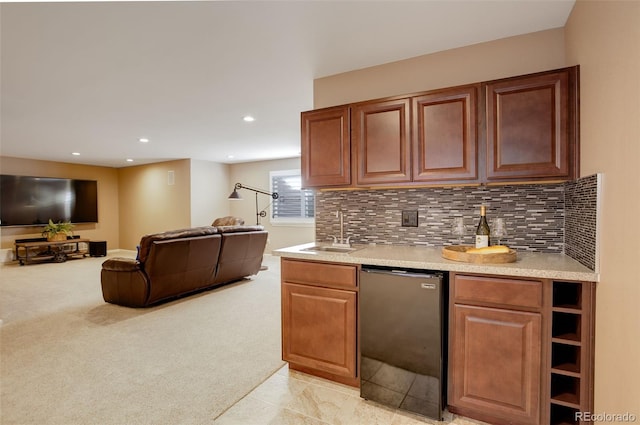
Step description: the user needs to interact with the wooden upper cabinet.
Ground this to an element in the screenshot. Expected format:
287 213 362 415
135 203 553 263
352 98 412 185
412 85 479 183
485 67 579 181
299 66 579 188
301 106 351 187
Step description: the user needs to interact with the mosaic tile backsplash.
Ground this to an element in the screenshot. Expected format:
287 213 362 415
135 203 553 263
315 175 599 269
564 174 599 271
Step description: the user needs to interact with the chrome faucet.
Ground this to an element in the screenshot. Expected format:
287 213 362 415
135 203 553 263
328 211 352 247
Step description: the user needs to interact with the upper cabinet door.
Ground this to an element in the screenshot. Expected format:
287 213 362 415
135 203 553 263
301 106 351 188
412 85 479 183
485 68 578 181
353 98 412 185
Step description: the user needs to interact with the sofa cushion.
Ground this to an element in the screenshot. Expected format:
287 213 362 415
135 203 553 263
145 234 222 305
137 226 218 263
213 229 268 284
216 225 264 233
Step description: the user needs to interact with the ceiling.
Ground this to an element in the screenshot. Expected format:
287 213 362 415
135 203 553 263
0 0 575 168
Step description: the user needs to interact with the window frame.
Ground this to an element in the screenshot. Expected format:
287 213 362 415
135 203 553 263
269 169 315 227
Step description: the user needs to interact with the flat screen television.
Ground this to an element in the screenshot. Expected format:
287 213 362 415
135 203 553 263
0 175 98 226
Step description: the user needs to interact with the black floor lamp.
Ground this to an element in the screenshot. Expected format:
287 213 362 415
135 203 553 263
228 182 279 225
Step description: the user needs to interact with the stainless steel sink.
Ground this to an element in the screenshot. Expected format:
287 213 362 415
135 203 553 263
301 245 360 253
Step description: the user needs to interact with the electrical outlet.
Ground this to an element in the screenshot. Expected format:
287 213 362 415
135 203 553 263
402 210 418 227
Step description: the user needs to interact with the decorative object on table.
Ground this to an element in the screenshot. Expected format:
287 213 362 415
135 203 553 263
492 217 508 245
474 205 490 248
228 182 278 225
451 217 466 245
41 219 74 242
442 245 516 264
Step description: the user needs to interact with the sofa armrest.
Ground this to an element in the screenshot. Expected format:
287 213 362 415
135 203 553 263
102 257 140 272
101 258 150 307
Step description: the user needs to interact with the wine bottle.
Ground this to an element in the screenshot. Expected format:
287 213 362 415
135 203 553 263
475 205 491 248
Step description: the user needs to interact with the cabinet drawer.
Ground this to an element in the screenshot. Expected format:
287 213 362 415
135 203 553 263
281 259 357 289
453 274 542 310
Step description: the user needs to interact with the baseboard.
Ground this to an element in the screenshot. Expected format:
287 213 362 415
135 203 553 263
109 249 136 256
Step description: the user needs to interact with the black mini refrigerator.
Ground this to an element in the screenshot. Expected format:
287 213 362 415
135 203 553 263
359 266 446 420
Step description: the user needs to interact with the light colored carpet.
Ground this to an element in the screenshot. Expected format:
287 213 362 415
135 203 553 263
0 252 284 425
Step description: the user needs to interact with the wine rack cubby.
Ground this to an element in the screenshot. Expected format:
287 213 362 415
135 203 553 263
551 404 580 425
548 280 595 425
552 343 581 375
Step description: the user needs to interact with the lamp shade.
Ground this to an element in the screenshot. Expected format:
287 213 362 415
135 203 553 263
228 189 242 199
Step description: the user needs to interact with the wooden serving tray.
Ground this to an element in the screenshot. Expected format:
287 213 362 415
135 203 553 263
442 245 517 264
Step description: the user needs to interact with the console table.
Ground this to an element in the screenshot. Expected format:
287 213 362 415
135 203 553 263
15 238 90 265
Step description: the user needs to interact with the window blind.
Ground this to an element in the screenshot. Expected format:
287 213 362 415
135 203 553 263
270 171 315 222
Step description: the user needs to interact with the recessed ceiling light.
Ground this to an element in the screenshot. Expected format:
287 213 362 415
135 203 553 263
242 116 255 122
126 159 134 162
227 155 235 159
138 138 150 143
72 152 80 156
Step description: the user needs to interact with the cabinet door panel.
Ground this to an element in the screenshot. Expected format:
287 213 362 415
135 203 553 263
353 99 411 184
450 304 541 425
281 282 357 378
413 86 478 182
486 69 577 181
301 107 351 187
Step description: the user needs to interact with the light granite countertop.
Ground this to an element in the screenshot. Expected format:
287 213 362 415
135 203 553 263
273 242 599 282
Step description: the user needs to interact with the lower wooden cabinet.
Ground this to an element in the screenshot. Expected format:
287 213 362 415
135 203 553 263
279 260 597 420
449 274 543 425
450 304 542 425
280 259 358 386
449 273 596 425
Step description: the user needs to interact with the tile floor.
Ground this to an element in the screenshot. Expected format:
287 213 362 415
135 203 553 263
213 365 489 425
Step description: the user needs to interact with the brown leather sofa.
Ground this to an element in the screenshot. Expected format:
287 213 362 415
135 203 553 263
100 225 268 307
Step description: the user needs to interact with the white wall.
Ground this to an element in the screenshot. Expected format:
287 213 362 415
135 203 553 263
229 157 315 252
565 0 640 415
314 28 566 108
117 159 191 250
190 159 231 227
